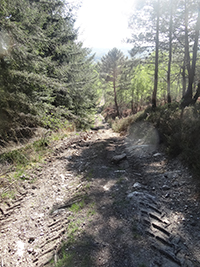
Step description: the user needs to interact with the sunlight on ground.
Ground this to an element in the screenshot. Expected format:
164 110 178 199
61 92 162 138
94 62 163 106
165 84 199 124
103 180 117 191
16 240 25 257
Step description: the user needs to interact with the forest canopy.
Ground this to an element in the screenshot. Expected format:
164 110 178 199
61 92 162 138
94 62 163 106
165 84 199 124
98 0 200 119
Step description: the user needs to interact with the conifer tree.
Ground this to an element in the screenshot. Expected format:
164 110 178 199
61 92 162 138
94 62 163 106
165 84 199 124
0 0 97 141
100 48 127 117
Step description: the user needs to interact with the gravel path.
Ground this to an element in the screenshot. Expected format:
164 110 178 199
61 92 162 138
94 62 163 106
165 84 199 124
0 117 200 267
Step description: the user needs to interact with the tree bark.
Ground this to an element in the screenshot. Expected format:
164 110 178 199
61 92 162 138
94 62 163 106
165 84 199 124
167 0 172 103
192 81 200 104
181 2 200 107
152 0 160 108
131 87 134 114
113 71 120 117
181 64 186 97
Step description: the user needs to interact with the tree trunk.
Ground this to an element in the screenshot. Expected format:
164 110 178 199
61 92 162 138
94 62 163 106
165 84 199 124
152 0 160 108
181 1 189 98
113 73 120 117
181 2 200 107
131 89 134 114
167 0 172 103
192 80 200 104
181 64 186 97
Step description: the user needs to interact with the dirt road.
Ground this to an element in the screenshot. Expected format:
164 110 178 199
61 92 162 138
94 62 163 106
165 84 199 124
0 117 200 267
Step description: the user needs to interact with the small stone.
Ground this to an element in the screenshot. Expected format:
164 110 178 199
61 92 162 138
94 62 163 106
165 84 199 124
162 185 170 190
28 237 35 243
153 153 162 157
112 153 126 163
31 185 37 190
127 191 140 198
164 171 179 179
27 248 33 254
133 182 142 189
190 220 196 226
172 236 180 244
172 182 179 187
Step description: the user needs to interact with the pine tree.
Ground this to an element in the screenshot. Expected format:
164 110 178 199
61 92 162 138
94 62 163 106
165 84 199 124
0 0 98 142
128 0 164 108
99 48 127 117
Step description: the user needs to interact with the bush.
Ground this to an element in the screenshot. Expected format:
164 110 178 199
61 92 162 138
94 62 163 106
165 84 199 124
116 102 200 175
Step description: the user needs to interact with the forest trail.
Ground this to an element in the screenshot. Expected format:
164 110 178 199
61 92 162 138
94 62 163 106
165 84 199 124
0 115 200 267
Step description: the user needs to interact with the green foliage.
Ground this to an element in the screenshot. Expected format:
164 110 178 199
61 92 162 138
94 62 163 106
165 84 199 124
0 0 98 145
0 149 28 165
99 48 130 115
70 200 85 213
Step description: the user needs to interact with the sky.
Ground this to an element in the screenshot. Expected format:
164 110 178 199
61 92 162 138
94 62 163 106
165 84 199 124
68 0 136 49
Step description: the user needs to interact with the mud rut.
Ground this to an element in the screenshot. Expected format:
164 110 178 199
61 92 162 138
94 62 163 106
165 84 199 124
0 116 200 267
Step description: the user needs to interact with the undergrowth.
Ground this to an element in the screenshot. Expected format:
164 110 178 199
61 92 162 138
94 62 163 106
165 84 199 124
113 102 200 176
0 126 74 200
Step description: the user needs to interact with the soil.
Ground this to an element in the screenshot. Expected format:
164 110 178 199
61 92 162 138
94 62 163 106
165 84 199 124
0 115 200 267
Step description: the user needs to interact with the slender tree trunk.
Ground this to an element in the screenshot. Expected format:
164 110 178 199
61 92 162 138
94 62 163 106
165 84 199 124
182 64 186 97
182 2 200 107
113 72 120 117
131 87 134 114
181 1 191 102
184 1 191 77
192 81 200 104
152 0 160 108
181 1 189 98
167 0 172 103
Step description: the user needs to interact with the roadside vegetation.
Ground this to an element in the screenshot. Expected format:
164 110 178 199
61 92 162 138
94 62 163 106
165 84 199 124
111 102 200 176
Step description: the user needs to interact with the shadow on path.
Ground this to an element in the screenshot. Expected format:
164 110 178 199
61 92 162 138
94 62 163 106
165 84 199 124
48 130 200 267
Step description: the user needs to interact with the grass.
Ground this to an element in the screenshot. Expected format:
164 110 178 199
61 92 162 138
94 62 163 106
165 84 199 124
70 200 85 213
0 137 49 199
116 177 125 184
0 127 75 200
54 241 93 267
1 190 15 199
86 169 93 181
0 150 28 165
48 198 97 267
111 110 145 133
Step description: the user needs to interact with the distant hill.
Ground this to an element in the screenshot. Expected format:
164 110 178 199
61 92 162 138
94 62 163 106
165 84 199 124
91 47 131 62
